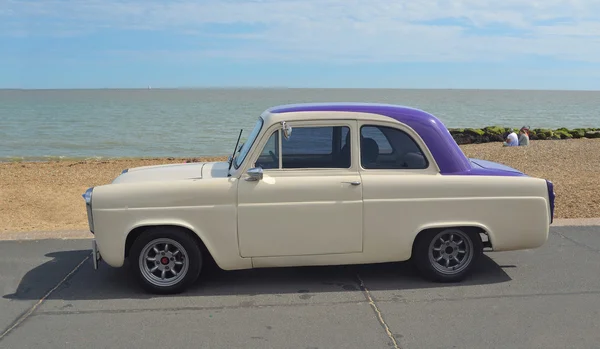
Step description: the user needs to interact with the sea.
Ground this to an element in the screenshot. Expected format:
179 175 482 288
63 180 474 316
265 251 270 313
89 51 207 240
1 88 599 162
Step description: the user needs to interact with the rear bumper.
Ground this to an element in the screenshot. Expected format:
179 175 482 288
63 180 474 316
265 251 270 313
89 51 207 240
546 180 556 224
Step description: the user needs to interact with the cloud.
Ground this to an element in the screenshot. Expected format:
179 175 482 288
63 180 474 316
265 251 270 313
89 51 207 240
2 0 600 62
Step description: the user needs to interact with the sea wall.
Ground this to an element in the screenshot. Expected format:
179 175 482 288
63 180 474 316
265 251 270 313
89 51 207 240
449 126 600 145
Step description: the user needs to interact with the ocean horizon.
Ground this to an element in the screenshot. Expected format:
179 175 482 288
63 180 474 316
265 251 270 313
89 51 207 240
2 88 599 162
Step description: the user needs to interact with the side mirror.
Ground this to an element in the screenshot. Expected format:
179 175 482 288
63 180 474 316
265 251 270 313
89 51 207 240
245 167 263 181
282 121 292 140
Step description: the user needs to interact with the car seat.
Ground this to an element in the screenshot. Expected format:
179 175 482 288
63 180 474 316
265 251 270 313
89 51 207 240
361 137 379 168
338 132 351 167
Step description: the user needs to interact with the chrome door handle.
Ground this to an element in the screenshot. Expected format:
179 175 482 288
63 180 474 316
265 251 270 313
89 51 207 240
342 181 361 186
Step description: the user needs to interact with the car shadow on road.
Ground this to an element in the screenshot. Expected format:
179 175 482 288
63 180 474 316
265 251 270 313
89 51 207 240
4 249 512 301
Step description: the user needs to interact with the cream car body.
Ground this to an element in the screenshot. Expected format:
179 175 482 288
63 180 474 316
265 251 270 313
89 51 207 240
83 103 555 294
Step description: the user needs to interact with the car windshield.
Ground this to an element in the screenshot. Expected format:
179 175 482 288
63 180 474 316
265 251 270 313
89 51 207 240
234 117 264 169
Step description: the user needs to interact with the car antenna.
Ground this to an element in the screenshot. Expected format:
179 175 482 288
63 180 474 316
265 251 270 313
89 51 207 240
228 128 243 176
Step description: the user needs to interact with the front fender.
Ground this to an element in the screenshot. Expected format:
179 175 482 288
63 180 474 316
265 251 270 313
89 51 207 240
122 216 252 271
124 219 221 269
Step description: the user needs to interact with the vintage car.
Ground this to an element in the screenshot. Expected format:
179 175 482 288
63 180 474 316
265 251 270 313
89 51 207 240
83 102 555 294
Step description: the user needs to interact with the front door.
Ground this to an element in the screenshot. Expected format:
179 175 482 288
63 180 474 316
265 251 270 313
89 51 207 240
237 121 363 258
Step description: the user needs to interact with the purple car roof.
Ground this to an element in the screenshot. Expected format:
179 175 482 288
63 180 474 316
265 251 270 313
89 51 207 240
268 102 525 177
269 103 469 174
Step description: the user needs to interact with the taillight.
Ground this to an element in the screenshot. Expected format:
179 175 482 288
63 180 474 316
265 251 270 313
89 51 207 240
546 180 555 224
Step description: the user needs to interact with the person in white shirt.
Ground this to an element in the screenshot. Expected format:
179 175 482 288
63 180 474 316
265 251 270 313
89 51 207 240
504 129 519 146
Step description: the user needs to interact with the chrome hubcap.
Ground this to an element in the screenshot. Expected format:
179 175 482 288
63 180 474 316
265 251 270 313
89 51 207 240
139 238 188 287
428 229 473 275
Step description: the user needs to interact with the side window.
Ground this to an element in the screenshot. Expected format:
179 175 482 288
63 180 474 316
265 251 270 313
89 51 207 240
360 125 428 170
360 126 392 153
255 131 279 169
281 126 351 169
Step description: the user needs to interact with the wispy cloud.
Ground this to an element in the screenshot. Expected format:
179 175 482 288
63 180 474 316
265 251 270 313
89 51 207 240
3 0 600 62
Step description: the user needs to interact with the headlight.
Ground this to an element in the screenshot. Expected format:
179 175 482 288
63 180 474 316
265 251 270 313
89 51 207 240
82 187 95 233
121 169 129 174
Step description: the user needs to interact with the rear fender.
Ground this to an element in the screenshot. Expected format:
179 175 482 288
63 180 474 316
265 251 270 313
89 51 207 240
412 221 494 251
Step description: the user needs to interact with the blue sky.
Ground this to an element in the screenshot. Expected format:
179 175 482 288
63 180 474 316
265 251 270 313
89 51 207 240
2 0 600 90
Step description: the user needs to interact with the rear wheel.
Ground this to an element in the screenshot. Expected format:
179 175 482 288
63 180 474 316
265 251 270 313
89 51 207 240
129 227 202 294
412 228 482 282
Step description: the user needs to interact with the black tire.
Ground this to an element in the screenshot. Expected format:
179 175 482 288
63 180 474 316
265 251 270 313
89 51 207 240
129 226 202 294
412 227 483 283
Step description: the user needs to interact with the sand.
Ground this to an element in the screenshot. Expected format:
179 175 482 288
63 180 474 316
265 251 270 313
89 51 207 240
1 139 599 234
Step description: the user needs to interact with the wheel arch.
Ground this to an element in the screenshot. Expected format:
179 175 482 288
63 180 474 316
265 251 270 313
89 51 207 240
125 223 218 269
410 222 493 257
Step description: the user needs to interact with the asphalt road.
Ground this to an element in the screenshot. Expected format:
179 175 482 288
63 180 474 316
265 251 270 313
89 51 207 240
1 226 599 349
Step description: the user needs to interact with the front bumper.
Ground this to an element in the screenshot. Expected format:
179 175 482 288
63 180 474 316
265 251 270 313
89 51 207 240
82 187 95 233
92 239 102 270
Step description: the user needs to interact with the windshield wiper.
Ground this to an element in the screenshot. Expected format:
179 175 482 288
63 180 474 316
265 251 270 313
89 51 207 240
227 129 243 176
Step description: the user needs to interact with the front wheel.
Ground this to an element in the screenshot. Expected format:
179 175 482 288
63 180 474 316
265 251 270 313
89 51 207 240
412 228 483 283
129 227 202 294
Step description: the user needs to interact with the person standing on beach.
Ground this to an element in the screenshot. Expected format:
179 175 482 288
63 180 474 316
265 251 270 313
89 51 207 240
518 126 530 146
